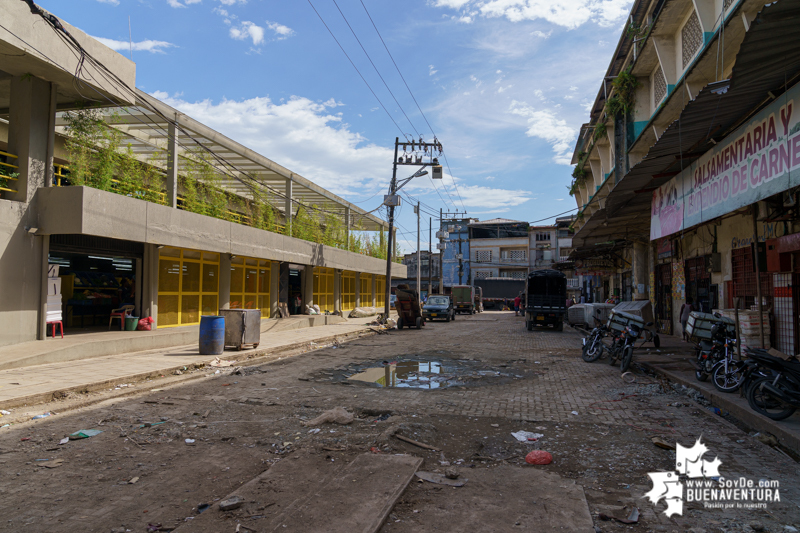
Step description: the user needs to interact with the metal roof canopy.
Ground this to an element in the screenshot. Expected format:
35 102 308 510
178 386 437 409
575 0 800 249
54 88 388 232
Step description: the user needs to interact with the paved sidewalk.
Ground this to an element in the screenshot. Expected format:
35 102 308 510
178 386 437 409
0 319 378 409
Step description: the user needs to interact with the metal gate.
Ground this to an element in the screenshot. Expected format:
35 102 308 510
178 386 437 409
655 263 672 335
685 256 711 313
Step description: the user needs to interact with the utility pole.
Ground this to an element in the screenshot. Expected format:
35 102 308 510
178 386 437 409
428 217 432 296
415 202 421 304
458 235 463 285
439 208 444 294
383 137 444 318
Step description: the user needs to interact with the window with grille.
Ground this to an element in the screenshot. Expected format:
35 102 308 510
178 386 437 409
653 64 667 107
503 270 526 279
501 249 527 261
474 271 492 279
732 247 773 310
723 0 732 10
475 250 492 262
535 232 551 242
681 11 703 69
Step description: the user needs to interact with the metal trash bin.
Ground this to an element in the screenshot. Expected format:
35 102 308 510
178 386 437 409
218 309 261 350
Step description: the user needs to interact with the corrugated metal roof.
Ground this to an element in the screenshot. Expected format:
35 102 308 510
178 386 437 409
581 0 800 246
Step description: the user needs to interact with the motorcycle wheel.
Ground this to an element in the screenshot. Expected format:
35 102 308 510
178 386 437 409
747 377 797 421
695 369 708 382
711 362 745 393
582 336 604 362
620 345 633 372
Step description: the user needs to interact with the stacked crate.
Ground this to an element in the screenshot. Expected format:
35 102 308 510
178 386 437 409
715 309 770 351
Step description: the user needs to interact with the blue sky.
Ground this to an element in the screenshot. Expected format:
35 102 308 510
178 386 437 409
39 0 632 252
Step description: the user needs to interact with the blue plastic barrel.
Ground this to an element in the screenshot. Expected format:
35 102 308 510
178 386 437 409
199 315 225 355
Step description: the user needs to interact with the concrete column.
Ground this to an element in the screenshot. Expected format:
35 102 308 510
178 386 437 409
334 269 341 314
37 235 49 340
219 253 232 310
345 207 350 250
8 75 53 203
134 257 143 318
270 261 279 317
279 262 289 304
371 275 377 307
633 242 649 300
285 178 293 235
166 121 178 208
354 272 361 307
142 244 160 328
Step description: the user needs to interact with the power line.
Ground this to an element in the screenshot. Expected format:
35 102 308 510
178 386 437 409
331 0 419 137
357 0 467 212
306 0 408 140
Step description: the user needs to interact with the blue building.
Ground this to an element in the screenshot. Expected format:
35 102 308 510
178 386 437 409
440 218 476 288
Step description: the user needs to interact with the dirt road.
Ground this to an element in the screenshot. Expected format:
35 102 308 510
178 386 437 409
0 312 798 532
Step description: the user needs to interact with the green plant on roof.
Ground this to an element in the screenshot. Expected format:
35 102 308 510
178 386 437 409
604 67 640 118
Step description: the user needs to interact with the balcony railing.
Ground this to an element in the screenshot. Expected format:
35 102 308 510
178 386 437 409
0 151 19 195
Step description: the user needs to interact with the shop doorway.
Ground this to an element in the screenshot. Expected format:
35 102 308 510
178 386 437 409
49 235 143 333
685 256 711 313
655 263 673 335
289 269 303 315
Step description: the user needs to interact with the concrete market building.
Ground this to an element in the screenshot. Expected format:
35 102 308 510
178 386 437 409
0 0 404 347
569 0 800 351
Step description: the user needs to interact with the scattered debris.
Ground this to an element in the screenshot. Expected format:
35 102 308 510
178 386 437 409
754 432 778 447
511 431 544 442
129 477 140 484
621 372 637 383
302 407 354 426
69 429 103 440
599 507 639 524
490 423 499 428
444 468 459 480
185 439 196 445
197 503 210 514
571 411 579 416
37 459 63 468
394 434 438 451
32 413 51 420
219 496 245 511
651 436 676 450
415 471 467 487
210 357 236 368
58 437 69 445
524 450 553 465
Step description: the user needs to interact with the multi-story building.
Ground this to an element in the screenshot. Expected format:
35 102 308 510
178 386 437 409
469 219 531 281
395 251 440 294
529 225 558 270
554 216 581 298
569 0 800 348
0 1 404 346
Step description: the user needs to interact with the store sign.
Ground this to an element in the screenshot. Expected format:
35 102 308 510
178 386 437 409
651 82 800 240
657 238 672 258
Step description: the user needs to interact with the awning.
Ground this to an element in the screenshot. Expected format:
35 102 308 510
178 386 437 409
54 89 388 232
574 0 800 249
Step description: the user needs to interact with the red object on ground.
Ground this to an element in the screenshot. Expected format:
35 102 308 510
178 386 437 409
525 450 553 465
47 321 64 339
370 447 383 454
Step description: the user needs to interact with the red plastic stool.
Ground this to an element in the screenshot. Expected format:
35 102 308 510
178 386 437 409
47 321 64 339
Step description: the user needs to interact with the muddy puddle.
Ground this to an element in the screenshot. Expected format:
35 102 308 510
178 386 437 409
313 356 529 390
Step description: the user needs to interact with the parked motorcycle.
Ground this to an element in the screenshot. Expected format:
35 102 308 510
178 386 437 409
744 349 800 420
609 321 653 372
582 310 607 363
694 320 736 383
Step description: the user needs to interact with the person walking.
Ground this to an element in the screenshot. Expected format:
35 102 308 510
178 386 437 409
513 293 522 316
680 297 694 341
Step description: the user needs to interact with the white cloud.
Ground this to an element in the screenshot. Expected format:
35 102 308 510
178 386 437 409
266 20 294 39
485 176 496 181
167 0 201 7
97 0 120 5
429 65 438 76
218 0 247 5
435 0 632 29
92 36 176 54
434 0 472 7
531 30 551 38
497 84 513 93
229 21 264 45
509 101 576 164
